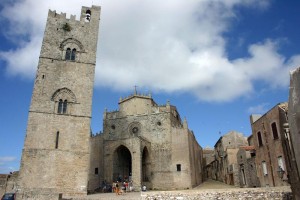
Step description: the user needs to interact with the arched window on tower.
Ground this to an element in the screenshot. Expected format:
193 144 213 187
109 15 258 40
52 88 76 115
63 100 68 114
58 99 63 113
65 48 71 60
71 48 76 61
58 99 68 114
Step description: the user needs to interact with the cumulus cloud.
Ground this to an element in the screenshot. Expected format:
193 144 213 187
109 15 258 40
0 0 298 101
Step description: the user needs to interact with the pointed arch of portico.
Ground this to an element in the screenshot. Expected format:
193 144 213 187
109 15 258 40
142 146 151 183
112 145 132 182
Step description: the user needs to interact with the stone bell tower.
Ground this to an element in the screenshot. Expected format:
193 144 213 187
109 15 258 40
18 6 101 197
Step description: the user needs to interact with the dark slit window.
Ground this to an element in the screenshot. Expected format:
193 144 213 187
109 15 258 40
55 131 59 149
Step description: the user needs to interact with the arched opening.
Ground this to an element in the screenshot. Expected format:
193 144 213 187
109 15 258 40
85 10 91 21
57 99 68 114
63 100 68 114
58 99 63 113
142 147 150 182
113 145 132 182
65 48 71 60
71 48 76 61
257 131 263 147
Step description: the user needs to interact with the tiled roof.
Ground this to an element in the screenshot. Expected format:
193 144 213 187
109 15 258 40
239 146 255 151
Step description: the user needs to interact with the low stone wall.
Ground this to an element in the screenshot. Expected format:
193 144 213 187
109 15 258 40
141 187 293 200
16 191 61 200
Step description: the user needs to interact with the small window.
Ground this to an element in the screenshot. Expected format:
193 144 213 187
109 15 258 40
65 48 76 61
71 48 76 61
257 131 263 147
55 131 59 149
63 100 68 114
65 48 71 60
278 156 284 171
132 127 139 134
95 167 98 175
176 164 181 172
262 161 267 176
271 122 279 140
58 99 68 114
58 99 63 113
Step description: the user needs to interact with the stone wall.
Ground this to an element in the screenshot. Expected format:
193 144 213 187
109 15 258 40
237 148 260 188
88 135 104 192
0 172 18 198
287 67 300 200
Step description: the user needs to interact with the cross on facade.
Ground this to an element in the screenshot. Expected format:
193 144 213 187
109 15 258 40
134 85 138 95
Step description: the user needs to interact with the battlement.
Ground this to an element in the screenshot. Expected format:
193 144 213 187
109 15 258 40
47 5 100 23
48 10 78 21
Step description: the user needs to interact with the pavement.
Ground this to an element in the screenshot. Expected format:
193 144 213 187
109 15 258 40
70 179 238 200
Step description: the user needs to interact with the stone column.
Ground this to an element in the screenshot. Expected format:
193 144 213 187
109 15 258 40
288 67 300 200
131 142 142 191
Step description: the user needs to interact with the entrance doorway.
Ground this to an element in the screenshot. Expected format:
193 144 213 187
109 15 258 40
113 145 132 181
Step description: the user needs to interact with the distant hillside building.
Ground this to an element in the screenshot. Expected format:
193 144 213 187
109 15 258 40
89 93 204 191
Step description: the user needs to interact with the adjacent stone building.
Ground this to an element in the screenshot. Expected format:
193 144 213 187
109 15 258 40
212 131 248 187
88 93 204 191
237 145 260 188
17 6 101 199
202 147 214 180
0 172 18 198
287 67 300 199
250 103 289 187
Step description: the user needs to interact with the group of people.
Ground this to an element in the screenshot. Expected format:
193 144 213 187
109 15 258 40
112 180 133 195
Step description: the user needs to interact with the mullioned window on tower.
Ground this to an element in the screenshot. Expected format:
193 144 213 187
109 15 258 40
58 99 68 114
65 48 76 61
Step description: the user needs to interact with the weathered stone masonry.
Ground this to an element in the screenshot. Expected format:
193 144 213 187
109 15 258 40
89 93 203 191
17 6 101 199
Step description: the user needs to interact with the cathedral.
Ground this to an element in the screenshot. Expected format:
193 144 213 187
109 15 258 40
16 5 203 199
89 92 203 191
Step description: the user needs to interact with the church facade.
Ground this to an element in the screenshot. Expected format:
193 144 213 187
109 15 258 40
88 93 204 191
16 5 203 199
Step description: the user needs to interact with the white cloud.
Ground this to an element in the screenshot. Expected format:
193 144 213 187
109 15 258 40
0 0 298 102
0 156 16 162
0 157 17 173
0 156 16 165
247 103 269 114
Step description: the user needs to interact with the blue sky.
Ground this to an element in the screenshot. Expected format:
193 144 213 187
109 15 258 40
0 0 299 174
